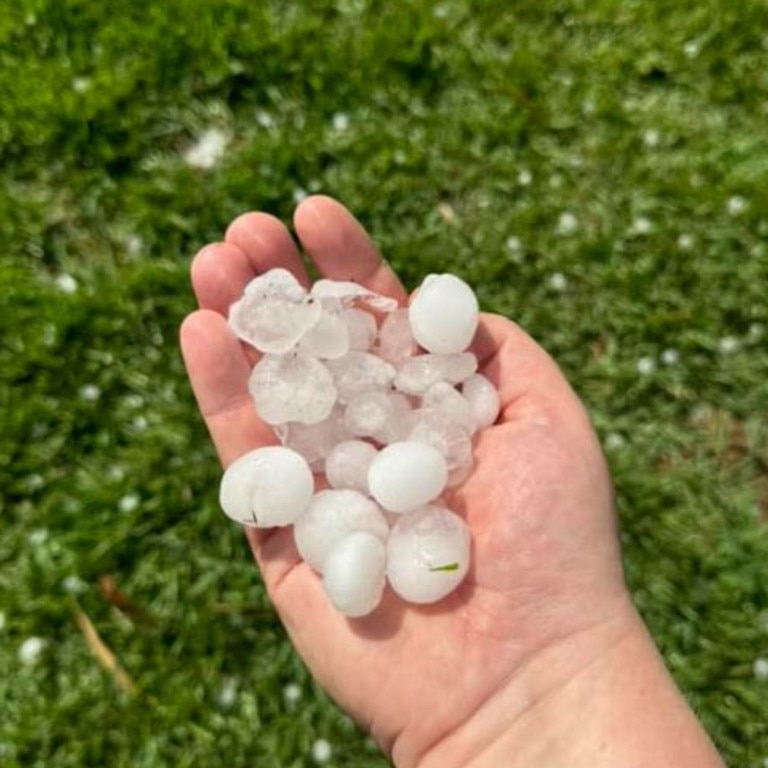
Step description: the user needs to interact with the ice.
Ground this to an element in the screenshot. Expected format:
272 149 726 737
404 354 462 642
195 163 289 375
293 489 389 572
219 447 314 527
341 308 377 350
421 381 477 435
394 352 478 395
322 532 387 617
409 274 479 354
248 352 337 425
376 308 415 364
371 392 414 445
408 407 473 472
326 351 396 404
229 270 322 354
274 407 350 470
298 308 350 359
324 439 378 493
342 391 412 443
311 279 398 312
386 505 470 603
461 373 501 430
367 441 448 513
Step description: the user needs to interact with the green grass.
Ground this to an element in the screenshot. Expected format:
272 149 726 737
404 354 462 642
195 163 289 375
1 0 767 765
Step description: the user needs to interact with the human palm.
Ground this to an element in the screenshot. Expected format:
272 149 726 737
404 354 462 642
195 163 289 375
180 197 634 767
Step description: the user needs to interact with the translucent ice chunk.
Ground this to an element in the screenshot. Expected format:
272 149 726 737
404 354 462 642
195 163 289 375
377 308 416 364
341 308 377 351
298 308 350 359
344 391 393 438
394 353 478 395
229 270 322 354
274 406 350 470
408 407 473 472
248 352 337 425
311 280 398 312
326 351 396 404
323 532 386 617
421 381 477 435
367 441 448 513
294 489 389 572
387 505 470 603
219 447 314 527
324 439 378 493
409 273 479 354
372 392 414 445
461 373 501 430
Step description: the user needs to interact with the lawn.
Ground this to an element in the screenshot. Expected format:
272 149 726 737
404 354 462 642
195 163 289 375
1 1 767 766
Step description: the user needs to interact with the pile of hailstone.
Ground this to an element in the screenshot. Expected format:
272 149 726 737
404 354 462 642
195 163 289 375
219 269 500 617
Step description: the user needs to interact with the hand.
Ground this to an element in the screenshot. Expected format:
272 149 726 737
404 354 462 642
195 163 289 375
180 197 722 768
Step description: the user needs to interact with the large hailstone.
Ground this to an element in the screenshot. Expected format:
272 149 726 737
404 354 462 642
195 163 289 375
394 352 477 395
326 351 396 404
461 373 501 430
219 447 314 527
367 441 448 513
293 489 389 572
322 532 387 617
273 406 350 471
324 439 378 493
408 274 479 354
387 505 470 603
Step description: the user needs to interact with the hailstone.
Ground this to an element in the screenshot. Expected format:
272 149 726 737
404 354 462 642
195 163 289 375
324 439 378 493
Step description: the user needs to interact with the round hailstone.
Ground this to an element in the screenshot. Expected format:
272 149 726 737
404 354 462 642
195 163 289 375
229 269 322 354
294 489 389 572
325 440 378 493
219 447 314 527
367 441 448 513
298 309 350 359
387 505 470 603
274 407 351 471
408 408 473 472
377 308 416 364
409 274 479 354
343 391 400 439
421 381 477 435
394 352 477 395
326 351 396 404
461 373 501 430
248 352 337 425
341 308 377 351
323 532 387 617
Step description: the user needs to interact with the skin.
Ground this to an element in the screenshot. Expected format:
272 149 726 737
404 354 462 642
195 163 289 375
180 196 726 768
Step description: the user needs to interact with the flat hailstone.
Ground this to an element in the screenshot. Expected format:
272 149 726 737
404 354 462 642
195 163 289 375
461 374 501 430
311 279 398 312
219 447 314 527
322 532 387 617
341 308 377 351
294 489 389 572
274 406 350 470
325 439 378 493
298 308 350 359
326 351 396 404
387 505 470 603
343 391 412 443
229 269 322 354
394 352 478 395
377 308 416 364
408 408 473 472
421 381 477 435
409 274 479 354
367 441 448 513
248 352 337 425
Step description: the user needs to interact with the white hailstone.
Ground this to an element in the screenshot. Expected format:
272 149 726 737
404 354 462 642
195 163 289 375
556 211 579 236
461 374 501 430
683 39 700 58
325 440 378 493
325 351 396 404
630 216 652 235
72 76 91 94
517 169 533 185
387 506 470 604
604 432 626 451
217 677 238 708
283 682 302 706
293 187 308 204
298 308 350 359
505 235 522 253
322 532 387 617
749 323 764 339
377 308 416 364
62 575 86 595
548 272 568 292
343 391 393 438
394 352 478 395
643 129 661 148
718 336 740 355
341 308 377 350
661 348 680 366
332 112 350 132
677 233 695 251
274 407 351 471
79 384 101 401
754 657 768 681
636 356 656 375
294 489 389 572
183 128 229 170
372 392 415 444
248 352 337 424
229 269 322 354
409 274 479 354
118 493 140 513
219 446 314 527
28 528 48 546
311 279 398 312
421 382 476 435
311 739 332 764
367 441 448 513
408 408 473 472
55 273 78 294
727 195 747 216
19 636 46 666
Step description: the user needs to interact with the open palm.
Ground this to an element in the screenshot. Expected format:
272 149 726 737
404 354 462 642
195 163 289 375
180 197 635 768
